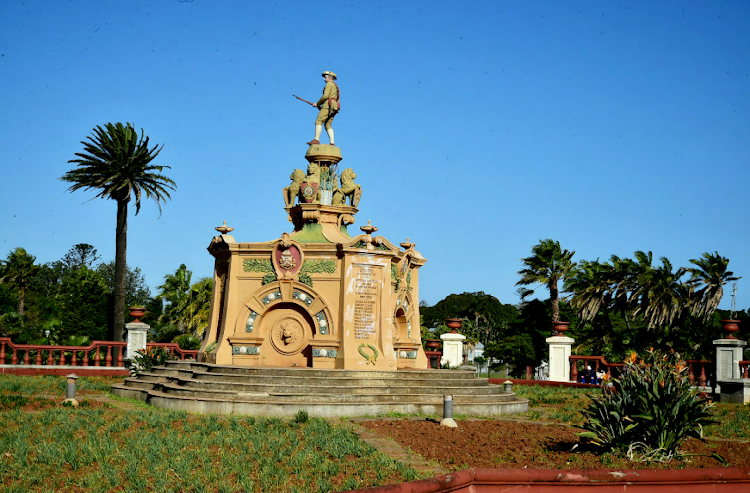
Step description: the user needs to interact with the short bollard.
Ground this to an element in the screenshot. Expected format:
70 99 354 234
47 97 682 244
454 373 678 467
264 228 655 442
63 373 79 407
503 380 513 392
440 394 458 428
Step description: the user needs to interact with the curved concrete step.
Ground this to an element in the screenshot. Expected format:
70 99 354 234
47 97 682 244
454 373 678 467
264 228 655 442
151 382 518 404
114 362 530 417
175 378 505 395
115 388 529 418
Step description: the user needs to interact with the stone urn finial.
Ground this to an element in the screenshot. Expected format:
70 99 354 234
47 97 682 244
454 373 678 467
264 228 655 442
216 220 234 235
552 321 570 337
445 318 462 334
720 319 740 339
129 307 146 324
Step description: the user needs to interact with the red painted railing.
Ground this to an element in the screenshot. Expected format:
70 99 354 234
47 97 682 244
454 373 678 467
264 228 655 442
569 356 624 383
146 343 198 360
0 338 198 367
739 360 750 379
0 337 126 367
685 360 713 386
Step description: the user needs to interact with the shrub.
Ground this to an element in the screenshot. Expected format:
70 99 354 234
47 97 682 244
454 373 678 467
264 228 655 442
578 349 717 462
172 333 201 350
294 409 309 424
129 346 178 376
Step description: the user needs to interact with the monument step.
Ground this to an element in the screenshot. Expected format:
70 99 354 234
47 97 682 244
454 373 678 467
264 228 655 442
161 362 478 380
114 387 529 418
154 383 516 404
165 370 489 388
173 378 504 395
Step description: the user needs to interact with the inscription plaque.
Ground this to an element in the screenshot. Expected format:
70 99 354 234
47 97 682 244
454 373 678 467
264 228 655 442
353 265 379 340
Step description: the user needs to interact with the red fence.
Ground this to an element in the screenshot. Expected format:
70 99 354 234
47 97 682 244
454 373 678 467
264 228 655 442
0 337 198 371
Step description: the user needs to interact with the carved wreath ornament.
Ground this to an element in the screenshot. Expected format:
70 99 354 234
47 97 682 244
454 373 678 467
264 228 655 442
358 343 378 365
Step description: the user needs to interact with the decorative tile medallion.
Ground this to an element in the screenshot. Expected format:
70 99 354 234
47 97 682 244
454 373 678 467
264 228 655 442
292 289 313 306
245 311 258 333
312 348 337 358
407 320 412 339
315 311 328 335
232 346 260 355
262 289 282 305
399 351 417 359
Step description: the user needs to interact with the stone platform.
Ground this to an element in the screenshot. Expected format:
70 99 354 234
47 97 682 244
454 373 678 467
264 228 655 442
111 361 528 417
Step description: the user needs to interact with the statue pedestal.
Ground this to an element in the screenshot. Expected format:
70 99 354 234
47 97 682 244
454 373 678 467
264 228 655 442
714 338 747 393
440 332 465 368
125 322 149 360
547 336 574 382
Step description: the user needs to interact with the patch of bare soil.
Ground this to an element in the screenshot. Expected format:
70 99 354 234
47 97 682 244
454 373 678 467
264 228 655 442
359 419 750 470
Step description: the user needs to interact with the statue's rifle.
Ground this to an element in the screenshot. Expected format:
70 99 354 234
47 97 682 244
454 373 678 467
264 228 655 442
293 95 317 107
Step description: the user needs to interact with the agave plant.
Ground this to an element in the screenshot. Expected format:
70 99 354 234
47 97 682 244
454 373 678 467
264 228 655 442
579 349 718 462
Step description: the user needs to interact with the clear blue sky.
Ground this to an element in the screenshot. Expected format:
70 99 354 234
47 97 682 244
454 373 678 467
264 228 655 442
1 1 748 311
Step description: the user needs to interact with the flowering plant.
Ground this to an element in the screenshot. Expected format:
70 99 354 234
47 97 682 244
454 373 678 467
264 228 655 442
129 346 177 376
578 349 718 462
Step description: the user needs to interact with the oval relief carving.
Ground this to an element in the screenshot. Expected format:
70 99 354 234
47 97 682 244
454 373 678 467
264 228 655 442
270 316 307 355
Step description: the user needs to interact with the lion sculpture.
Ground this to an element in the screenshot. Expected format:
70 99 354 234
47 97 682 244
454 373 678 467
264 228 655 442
332 168 361 207
283 169 306 207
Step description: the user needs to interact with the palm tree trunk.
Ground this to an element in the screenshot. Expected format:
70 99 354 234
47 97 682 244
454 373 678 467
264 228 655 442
113 198 128 341
18 286 25 317
550 282 560 322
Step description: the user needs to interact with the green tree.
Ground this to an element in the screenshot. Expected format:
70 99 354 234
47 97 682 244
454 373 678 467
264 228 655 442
686 252 740 322
0 247 40 317
96 261 152 308
57 266 109 341
61 122 175 341
516 239 576 322
157 264 193 331
180 277 213 336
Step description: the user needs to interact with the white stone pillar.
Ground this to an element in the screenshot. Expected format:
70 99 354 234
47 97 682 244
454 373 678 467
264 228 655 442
547 336 575 382
125 322 150 360
440 331 465 368
714 338 747 393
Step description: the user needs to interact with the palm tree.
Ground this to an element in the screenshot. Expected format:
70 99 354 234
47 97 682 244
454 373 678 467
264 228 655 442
157 264 193 331
686 252 740 322
634 257 689 329
564 259 612 324
0 247 40 317
61 123 175 340
516 239 576 322
180 278 214 337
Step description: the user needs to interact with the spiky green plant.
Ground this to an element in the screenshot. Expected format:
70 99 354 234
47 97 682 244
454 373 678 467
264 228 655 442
579 349 717 462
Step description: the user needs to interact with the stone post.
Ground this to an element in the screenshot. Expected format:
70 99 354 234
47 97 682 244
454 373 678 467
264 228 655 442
547 335 575 382
714 338 747 393
440 332 465 368
125 307 149 361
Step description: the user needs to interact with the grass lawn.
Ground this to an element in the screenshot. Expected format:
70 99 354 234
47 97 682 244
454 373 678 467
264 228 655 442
0 375 421 493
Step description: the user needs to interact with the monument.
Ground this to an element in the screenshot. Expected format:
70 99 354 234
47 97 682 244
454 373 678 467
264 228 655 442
198 119 429 370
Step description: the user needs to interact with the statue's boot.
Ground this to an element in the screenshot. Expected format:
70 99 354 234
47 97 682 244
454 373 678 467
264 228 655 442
307 125 322 145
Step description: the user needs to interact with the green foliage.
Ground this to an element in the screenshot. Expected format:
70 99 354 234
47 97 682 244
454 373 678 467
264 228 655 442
57 266 109 341
420 292 519 346
172 333 201 350
243 259 274 273
579 349 717 461
96 261 151 308
300 259 337 274
129 346 178 375
293 409 309 423
516 238 576 323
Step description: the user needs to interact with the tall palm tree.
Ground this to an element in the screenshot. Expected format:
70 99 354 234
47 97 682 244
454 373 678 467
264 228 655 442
516 239 576 322
686 252 740 321
61 123 175 340
0 247 40 316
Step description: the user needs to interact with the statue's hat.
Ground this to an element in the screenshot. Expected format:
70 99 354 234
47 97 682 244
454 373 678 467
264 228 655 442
322 71 337 80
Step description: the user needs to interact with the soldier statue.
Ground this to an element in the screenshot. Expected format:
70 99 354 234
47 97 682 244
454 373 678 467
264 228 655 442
306 71 340 146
